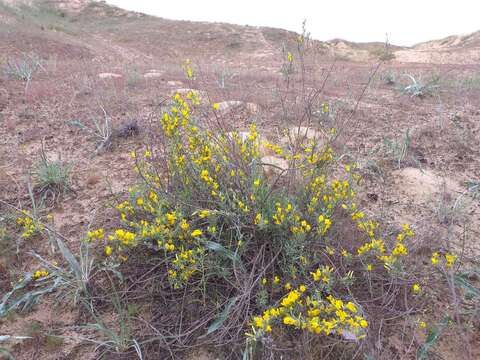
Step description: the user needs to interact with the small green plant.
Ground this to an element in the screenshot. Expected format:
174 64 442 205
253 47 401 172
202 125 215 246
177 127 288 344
466 180 479 200
460 72 480 91
0 220 14 260
126 67 142 88
382 128 412 168
32 150 72 203
31 236 95 306
46 334 64 350
0 271 60 317
1 209 97 315
416 317 451 359
433 186 470 226
214 66 236 89
0 335 32 359
382 71 396 85
2 53 43 84
76 284 143 359
402 74 439 97
67 107 112 154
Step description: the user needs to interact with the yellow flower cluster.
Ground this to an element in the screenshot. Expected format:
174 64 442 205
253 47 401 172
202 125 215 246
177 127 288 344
252 285 368 338
86 228 104 241
33 269 49 280
431 252 457 268
16 211 43 238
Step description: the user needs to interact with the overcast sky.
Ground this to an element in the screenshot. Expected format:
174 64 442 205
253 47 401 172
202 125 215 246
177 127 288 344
106 0 479 46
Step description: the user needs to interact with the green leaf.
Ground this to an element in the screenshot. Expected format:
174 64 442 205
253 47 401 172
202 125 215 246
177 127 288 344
203 240 245 271
0 348 15 360
455 274 480 299
416 316 451 359
55 236 82 280
206 296 238 335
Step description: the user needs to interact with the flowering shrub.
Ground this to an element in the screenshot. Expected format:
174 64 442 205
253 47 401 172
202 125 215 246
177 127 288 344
75 89 465 357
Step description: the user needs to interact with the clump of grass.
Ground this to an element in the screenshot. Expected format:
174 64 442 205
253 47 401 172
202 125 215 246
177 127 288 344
67 107 112 154
32 150 72 203
466 180 479 200
0 335 32 359
382 128 412 168
126 67 142 88
433 186 469 226
76 285 144 359
2 53 43 84
382 71 396 85
214 66 236 89
45 334 64 350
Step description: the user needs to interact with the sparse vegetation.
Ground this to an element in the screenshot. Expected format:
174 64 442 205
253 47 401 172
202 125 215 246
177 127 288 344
1 2 479 360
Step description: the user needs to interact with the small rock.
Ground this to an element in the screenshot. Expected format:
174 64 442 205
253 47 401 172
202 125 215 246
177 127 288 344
98 72 122 79
216 101 244 113
261 155 289 178
143 70 163 78
216 101 259 114
282 126 324 145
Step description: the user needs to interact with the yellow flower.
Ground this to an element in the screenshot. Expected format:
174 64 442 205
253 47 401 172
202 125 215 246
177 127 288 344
105 245 112 256
445 253 457 268
345 302 357 313
261 278 267 285
180 219 189 231
285 282 292 290
165 212 177 225
419 321 427 329
199 209 210 218
326 246 335 255
366 264 373 271
299 285 306 293
253 179 261 187
136 197 144 206
283 316 297 326
287 51 293 63
273 276 280 284
191 229 203 238
253 316 264 328
412 283 421 294
213 103 219 110
33 270 49 279
431 252 439 265
281 290 301 307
